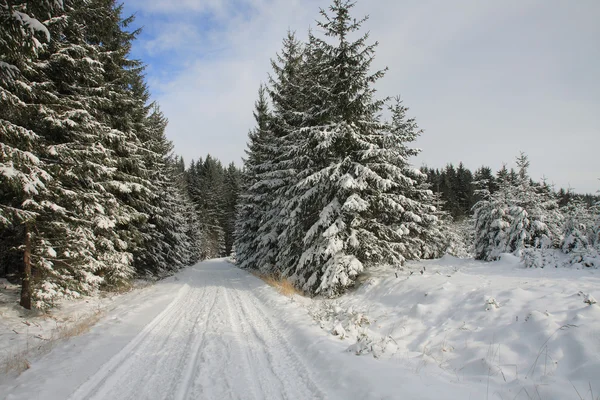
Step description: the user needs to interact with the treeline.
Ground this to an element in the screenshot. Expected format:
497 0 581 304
0 0 206 309
422 163 599 221
184 156 242 259
472 153 600 268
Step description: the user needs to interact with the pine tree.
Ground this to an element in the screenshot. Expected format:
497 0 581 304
249 32 307 274
381 98 446 261
0 0 64 308
235 85 275 270
473 166 497 204
223 162 241 256
455 162 474 219
274 0 390 294
561 198 593 255
195 155 225 258
473 172 512 261
271 1 445 295
133 105 200 275
474 153 561 264
1 0 129 308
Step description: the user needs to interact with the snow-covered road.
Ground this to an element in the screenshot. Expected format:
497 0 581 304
1 259 481 400
68 260 324 400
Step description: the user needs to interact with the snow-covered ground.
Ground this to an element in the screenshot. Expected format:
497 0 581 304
302 254 600 400
0 278 154 376
0 257 598 399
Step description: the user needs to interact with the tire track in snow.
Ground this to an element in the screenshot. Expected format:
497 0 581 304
68 278 214 400
66 261 327 400
174 284 221 400
187 285 240 400
130 284 211 398
229 277 325 400
67 282 194 400
89 284 207 400
222 279 282 400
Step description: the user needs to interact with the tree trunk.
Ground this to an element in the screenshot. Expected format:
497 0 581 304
20 224 32 310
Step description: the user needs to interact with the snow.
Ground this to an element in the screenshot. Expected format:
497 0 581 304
11 11 50 43
1 258 598 399
302 254 600 400
0 278 146 375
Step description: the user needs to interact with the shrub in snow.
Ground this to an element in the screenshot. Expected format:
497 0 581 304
583 293 597 305
485 297 500 310
443 219 473 258
308 300 396 358
521 247 561 269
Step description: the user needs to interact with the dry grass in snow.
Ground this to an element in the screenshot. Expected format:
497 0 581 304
252 272 304 297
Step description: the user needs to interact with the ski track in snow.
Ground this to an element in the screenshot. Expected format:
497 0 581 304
66 261 324 400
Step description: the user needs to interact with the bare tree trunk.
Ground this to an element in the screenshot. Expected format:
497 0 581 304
20 224 32 310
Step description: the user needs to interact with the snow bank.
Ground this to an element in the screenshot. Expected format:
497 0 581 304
302 255 600 400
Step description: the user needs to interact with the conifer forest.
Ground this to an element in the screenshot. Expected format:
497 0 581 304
1 0 598 310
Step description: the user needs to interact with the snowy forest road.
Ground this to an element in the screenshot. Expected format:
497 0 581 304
1 259 479 400
67 260 324 400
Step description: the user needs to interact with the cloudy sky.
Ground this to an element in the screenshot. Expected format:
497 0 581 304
121 0 599 193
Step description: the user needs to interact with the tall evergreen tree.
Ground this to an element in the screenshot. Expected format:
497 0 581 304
190 155 226 258
235 85 275 269
222 162 241 256
251 32 307 273
0 0 65 308
270 1 445 295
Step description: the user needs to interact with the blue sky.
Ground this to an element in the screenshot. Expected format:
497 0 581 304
121 0 599 193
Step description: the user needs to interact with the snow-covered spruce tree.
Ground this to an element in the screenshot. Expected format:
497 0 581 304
381 98 446 261
235 84 275 270
20 3 129 307
17 0 170 306
274 1 445 296
222 162 241 256
474 153 561 265
17 0 146 298
559 197 599 268
184 158 211 260
172 156 203 265
248 32 306 274
160 155 202 269
0 0 65 308
29 0 183 302
0 0 59 85
275 0 387 294
473 171 512 261
195 155 226 258
79 0 199 283
1 0 117 308
1 0 198 308
561 198 592 254
537 179 564 248
508 154 563 267
504 156 532 256
133 105 200 275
